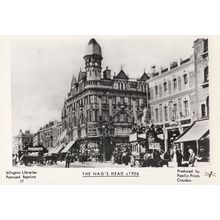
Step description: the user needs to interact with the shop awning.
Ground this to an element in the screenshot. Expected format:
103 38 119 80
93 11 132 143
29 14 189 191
200 131 210 141
47 147 56 155
175 119 209 143
61 141 76 153
53 144 65 154
58 129 67 141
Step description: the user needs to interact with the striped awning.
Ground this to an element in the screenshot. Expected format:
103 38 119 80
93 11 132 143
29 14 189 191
53 144 65 154
61 141 76 153
47 147 56 155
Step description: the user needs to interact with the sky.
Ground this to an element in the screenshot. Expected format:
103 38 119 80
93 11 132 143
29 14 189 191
11 36 196 135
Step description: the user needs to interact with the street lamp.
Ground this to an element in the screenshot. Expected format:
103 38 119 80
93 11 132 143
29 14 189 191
102 124 106 162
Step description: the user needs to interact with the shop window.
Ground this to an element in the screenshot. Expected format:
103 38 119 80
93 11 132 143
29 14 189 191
204 66 209 82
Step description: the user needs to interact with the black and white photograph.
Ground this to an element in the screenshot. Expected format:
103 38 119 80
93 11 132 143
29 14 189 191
11 37 210 168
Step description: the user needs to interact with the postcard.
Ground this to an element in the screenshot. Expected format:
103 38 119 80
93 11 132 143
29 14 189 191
0 36 219 184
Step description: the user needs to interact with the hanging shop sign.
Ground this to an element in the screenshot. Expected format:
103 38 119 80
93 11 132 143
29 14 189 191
129 133 137 142
138 133 147 139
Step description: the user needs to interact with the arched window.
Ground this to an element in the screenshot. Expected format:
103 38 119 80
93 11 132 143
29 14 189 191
204 66 209 82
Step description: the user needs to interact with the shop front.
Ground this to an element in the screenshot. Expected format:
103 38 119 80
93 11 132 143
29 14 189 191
174 119 209 162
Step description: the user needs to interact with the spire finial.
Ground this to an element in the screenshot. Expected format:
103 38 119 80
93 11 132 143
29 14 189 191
121 65 123 71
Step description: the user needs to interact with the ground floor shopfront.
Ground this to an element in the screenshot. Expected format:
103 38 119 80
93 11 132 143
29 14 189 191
66 136 130 161
155 119 193 152
174 119 210 162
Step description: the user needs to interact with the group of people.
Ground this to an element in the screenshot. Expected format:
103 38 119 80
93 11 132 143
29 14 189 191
112 149 132 166
162 145 196 167
172 146 196 167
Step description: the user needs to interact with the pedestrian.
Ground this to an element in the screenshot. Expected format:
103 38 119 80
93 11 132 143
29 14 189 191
130 154 135 167
65 152 70 168
188 147 196 167
163 149 171 167
176 146 183 167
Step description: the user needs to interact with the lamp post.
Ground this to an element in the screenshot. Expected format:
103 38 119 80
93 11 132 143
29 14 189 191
102 124 106 162
99 117 114 162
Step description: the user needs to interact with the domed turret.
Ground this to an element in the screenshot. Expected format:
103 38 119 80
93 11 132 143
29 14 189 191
83 38 103 81
86 38 102 56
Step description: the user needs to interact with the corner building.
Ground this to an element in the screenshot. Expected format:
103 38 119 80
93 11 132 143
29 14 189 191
62 39 149 161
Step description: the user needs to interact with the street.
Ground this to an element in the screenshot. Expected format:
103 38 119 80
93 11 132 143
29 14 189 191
17 161 129 168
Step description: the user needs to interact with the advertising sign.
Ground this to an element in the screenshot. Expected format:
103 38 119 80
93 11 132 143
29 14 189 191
149 142 161 150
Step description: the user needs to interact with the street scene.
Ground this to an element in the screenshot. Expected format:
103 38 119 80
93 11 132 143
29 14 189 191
12 37 209 168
